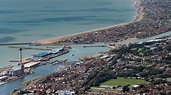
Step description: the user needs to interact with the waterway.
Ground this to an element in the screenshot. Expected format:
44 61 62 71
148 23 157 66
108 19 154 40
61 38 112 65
120 31 171 45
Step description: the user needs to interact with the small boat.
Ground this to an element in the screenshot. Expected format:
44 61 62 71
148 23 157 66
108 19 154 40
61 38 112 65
9 60 19 62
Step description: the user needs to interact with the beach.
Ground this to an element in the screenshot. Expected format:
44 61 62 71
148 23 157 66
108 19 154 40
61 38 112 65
33 0 144 45
34 0 171 45
133 0 144 21
33 22 131 45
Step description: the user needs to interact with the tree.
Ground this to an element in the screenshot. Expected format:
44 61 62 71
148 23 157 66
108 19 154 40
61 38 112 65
122 85 130 92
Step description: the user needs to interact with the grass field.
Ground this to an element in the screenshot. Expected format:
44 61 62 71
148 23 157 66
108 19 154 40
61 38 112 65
91 87 120 92
101 77 145 86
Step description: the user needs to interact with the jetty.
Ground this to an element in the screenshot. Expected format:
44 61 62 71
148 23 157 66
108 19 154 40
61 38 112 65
0 43 32 46
83 45 107 48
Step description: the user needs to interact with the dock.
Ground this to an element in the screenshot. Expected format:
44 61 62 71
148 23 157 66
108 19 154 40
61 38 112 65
83 45 107 48
9 60 19 62
50 59 68 65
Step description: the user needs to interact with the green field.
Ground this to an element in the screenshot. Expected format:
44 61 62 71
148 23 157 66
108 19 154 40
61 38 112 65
91 87 120 92
101 77 145 86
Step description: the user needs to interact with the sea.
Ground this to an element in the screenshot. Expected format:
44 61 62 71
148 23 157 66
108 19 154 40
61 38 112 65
0 0 136 67
0 0 137 94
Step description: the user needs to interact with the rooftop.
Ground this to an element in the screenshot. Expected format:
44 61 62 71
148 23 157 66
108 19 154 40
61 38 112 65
34 52 51 57
24 62 40 68
10 65 21 71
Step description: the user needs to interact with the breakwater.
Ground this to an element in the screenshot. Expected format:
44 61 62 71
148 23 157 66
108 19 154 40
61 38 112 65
0 43 32 46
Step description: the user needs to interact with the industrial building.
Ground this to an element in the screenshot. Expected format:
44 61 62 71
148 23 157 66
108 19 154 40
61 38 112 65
34 52 52 57
34 47 64 58
24 62 40 68
8 64 23 76
0 76 8 81
56 90 75 95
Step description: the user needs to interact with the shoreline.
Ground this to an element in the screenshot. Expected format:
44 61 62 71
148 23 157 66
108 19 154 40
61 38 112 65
133 0 144 22
33 22 131 45
33 0 143 45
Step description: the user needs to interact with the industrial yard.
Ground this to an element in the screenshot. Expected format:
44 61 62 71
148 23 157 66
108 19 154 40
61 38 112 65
0 46 70 85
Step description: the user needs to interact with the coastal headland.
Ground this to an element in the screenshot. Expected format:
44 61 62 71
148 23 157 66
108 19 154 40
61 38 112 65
33 0 171 45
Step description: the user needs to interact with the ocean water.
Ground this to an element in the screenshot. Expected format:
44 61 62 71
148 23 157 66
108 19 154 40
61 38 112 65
0 0 136 43
0 0 136 67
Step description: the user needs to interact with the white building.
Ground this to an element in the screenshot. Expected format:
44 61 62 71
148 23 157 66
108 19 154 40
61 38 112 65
8 65 22 76
56 90 75 95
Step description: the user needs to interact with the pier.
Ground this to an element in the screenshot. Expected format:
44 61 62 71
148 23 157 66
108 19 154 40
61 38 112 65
9 60 19 62
83 45 107 48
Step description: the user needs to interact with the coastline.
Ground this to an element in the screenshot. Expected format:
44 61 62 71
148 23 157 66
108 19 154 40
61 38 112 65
33 22 131 45
133 0 144 21
33 0 143 45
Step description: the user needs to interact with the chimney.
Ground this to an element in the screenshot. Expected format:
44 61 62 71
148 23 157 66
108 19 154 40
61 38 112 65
19 48 24 74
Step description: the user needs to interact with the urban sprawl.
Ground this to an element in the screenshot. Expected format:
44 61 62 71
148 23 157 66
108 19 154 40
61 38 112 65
0 0 171 95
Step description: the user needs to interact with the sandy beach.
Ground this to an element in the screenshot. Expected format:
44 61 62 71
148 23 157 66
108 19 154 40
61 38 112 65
33 0 144 45
33 22 130 45
134 0 144 21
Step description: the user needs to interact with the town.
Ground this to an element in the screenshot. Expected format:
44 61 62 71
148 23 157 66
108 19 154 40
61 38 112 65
13 36 171 95
1 0 171 94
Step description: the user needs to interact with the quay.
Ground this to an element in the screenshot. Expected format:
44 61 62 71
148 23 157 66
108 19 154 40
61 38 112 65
50 59 68 65
83 45 107 48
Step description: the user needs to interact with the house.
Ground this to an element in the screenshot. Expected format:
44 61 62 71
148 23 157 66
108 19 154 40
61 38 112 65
56 90 75 95
100 85 114 89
